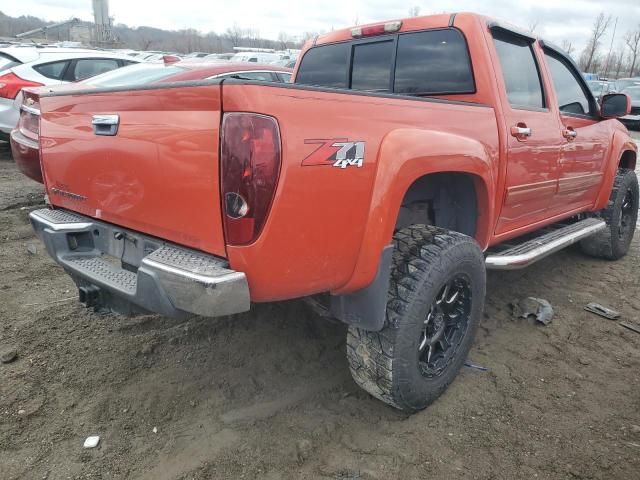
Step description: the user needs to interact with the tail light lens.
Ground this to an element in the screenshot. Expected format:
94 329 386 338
163 55 180 64
0 72 43 100
18 92 40 141
220 113 281 245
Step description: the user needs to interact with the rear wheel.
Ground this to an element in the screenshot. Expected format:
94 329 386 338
346 225 486 412
580 168 639 260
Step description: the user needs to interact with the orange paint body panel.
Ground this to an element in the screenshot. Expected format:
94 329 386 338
27 12 637 306
38 85 227 257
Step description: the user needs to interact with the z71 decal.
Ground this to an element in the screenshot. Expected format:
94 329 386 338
302 139 365 168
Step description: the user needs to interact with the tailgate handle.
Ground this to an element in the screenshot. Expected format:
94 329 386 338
92 114 119 136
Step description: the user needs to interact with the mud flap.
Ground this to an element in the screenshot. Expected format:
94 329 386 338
329 245 393 332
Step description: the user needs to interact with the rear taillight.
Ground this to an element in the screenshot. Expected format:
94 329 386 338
18 92 40 141
163 55 180 64
0 72 43 100
220 113 281 246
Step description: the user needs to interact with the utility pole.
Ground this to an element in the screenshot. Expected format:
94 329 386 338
603 17 618 79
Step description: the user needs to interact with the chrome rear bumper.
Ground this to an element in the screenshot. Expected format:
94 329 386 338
29 208 250 318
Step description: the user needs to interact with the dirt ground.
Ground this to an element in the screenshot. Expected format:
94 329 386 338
1 136 639 480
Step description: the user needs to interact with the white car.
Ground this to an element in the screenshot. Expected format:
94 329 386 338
0 47 139 140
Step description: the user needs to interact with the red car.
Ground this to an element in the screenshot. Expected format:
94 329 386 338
10 62 292 183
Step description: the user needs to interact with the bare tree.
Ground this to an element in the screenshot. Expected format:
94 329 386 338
580 13 612 72
527 20 539 34
561 39 574 57
624 27 640 77
409 6 421 17
224 23 244 47
277 31 290 50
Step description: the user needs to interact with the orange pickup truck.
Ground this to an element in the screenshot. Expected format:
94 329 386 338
13 13 638 412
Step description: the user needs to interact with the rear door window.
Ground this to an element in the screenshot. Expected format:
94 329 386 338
69 58 120 81
492 33 545 109
34 61 69 80
394 29 474 94
350 40 394 91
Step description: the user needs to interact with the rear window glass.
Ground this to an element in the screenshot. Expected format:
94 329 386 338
34 61 69 80
0 53 21 73
351 40 394 91
82 63 185 87
295 42 349 88
394 29 474 94
296 28 475 95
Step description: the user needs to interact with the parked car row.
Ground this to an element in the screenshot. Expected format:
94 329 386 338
0 46 141 140
585 76 640 97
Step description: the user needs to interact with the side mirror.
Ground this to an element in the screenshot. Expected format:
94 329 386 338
600 93 631 119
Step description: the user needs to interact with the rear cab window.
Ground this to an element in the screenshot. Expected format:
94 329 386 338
491 31 545 110
295 28 475 96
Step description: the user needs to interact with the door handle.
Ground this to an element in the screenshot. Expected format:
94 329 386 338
563 128 577 140
510 124 532 139
92 114 119 136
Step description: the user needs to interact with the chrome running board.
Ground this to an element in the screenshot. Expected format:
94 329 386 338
485 218 606 270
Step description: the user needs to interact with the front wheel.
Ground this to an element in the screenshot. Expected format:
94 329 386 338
346 225 486 412
580 168 639 260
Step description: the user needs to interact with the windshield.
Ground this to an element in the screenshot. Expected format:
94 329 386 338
623 87 640 101
81 63 185 87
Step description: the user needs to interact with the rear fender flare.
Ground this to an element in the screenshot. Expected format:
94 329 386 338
333 128 495 296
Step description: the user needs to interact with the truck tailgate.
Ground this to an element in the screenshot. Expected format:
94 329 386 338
38 84 226 256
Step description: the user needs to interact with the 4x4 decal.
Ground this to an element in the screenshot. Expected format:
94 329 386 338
302 139 365 168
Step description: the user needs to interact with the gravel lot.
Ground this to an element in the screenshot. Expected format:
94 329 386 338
1 134 639 479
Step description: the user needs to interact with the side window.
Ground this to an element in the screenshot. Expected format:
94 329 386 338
276 72 292 83
492 33 545 109
544 51 592 116
218 71 275 81
34 61 69 80
71 59 120 81
295 42 349 88
394 29 474 94
350 40 394 91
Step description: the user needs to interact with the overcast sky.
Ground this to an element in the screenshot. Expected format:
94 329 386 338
3 0 640 55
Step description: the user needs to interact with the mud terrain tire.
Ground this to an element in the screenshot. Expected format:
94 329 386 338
580 168 639 260
346 225 486 412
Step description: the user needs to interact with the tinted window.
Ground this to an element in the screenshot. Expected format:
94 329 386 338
71 58 120 81
34 61 69 80
296 42 349 88
351 40 393 91
545 52 591 115
493 34 544 109
394 29 474 94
